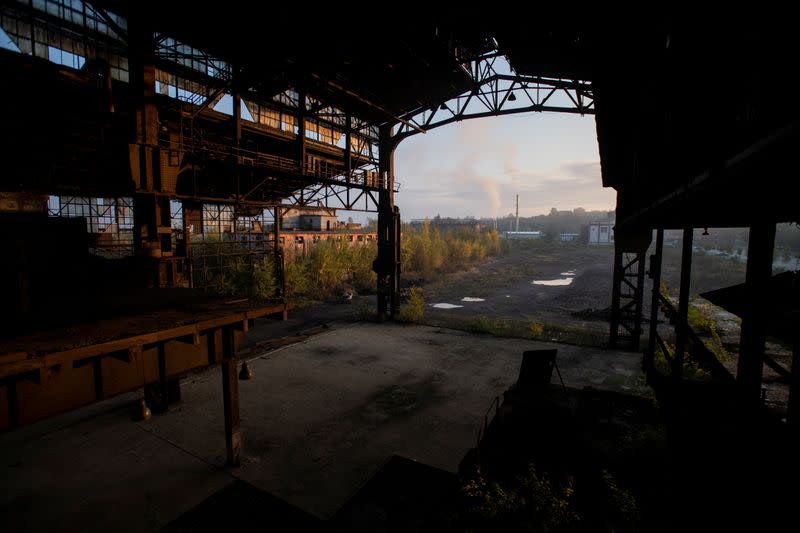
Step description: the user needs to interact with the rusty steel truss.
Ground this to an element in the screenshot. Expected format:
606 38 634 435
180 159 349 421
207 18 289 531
395 52 594 141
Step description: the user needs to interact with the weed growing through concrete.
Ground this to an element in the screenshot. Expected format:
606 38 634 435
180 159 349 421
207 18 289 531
398 287 425 322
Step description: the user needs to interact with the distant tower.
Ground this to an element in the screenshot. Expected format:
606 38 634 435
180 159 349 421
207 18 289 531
515 194 519 232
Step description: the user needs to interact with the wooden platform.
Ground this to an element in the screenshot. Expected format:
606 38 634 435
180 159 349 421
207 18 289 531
0 295 288 448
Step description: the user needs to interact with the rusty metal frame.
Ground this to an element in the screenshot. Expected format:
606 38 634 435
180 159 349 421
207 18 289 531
1 1 130 82
0 302 287 465
285 182 381 212
47 195 136 257
394 51 594 142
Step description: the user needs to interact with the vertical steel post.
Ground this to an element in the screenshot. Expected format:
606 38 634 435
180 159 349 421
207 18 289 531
673 227 694 379
274 206 284 300
646 229 664 370
737 223 775 402
609 242 624 347
221 327 241 466
232 69 242 198
297 90 306 173
181 201 202 288
632 250 647 351
788 333 800 424
375 125 399 319
344 113 352 182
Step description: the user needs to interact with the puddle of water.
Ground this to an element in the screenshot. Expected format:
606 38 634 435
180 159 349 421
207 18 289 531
431 303 464 309
560 271 576 276
461 297 485 302
532 278 574 286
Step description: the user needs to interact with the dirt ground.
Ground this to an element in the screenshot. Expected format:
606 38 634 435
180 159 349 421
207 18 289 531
418 242 616 334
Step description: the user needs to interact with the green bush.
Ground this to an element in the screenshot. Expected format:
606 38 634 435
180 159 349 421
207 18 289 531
190 222 504 304
461 464 578 531
398 286 425 322
283 239 377 301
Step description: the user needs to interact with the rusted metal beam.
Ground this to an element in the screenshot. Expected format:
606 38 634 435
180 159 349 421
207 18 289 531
0 304 287 380
737 223 775 401
609 243 624 347
646 228 664 370
79 1 127 41
658 293 733 381
308 73 425 134
189 80 232 119
789 332 800 423
221 327 241 467
375 125 401 319
274 206 285 299
673 227 694 380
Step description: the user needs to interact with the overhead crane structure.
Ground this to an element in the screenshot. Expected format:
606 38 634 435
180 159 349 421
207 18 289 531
1 2 798 461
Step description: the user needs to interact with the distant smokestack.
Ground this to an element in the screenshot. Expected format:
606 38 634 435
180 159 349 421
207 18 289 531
515 194 519 232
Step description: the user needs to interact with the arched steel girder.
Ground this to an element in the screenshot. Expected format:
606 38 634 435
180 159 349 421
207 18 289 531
393 59 595 145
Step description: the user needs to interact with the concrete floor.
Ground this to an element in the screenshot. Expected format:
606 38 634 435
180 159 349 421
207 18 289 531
1 321 647 531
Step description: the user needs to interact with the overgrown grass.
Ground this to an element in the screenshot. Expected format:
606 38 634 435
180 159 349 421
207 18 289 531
653 340 712 381
428 314 610 348
687 300 729 362
398 287 425 322
460 462 638 532
283 239 377 301
402 221 504 281
192 224 505 305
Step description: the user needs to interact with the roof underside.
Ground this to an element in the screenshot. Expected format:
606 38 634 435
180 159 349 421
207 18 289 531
100 3 503 124
2 3 797 225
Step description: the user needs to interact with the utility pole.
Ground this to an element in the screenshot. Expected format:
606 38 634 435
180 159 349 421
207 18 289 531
515 194 519 232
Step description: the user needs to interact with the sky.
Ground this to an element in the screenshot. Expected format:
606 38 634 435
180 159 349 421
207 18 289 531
392 112 615 221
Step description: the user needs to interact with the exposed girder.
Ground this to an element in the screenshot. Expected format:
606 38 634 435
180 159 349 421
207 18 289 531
394 53 594 142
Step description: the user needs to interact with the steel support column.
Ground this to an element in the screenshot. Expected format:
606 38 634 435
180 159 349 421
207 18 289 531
221 327 241 467
737 223 775 402
609 229 651 351
273 206 285 304
375 125 400 320
609 244 624 347
232 70 242 197
789 333 800 424
344 113 352 182
181 200 202 287
646 229 664 370
673 227 694 379
297 90 307 171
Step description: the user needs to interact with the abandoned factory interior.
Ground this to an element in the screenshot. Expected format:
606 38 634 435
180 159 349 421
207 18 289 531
1 3 798 531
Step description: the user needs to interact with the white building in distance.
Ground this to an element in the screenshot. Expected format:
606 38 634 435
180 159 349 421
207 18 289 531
587 221 614 245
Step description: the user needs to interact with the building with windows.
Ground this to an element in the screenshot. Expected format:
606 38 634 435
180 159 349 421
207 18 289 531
587 220 614 245
281 207 339 232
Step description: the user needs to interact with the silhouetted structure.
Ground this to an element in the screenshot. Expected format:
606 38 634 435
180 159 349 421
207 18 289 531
0 5 797 506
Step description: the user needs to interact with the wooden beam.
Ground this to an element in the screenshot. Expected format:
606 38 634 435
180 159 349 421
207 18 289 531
0 304 286 379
